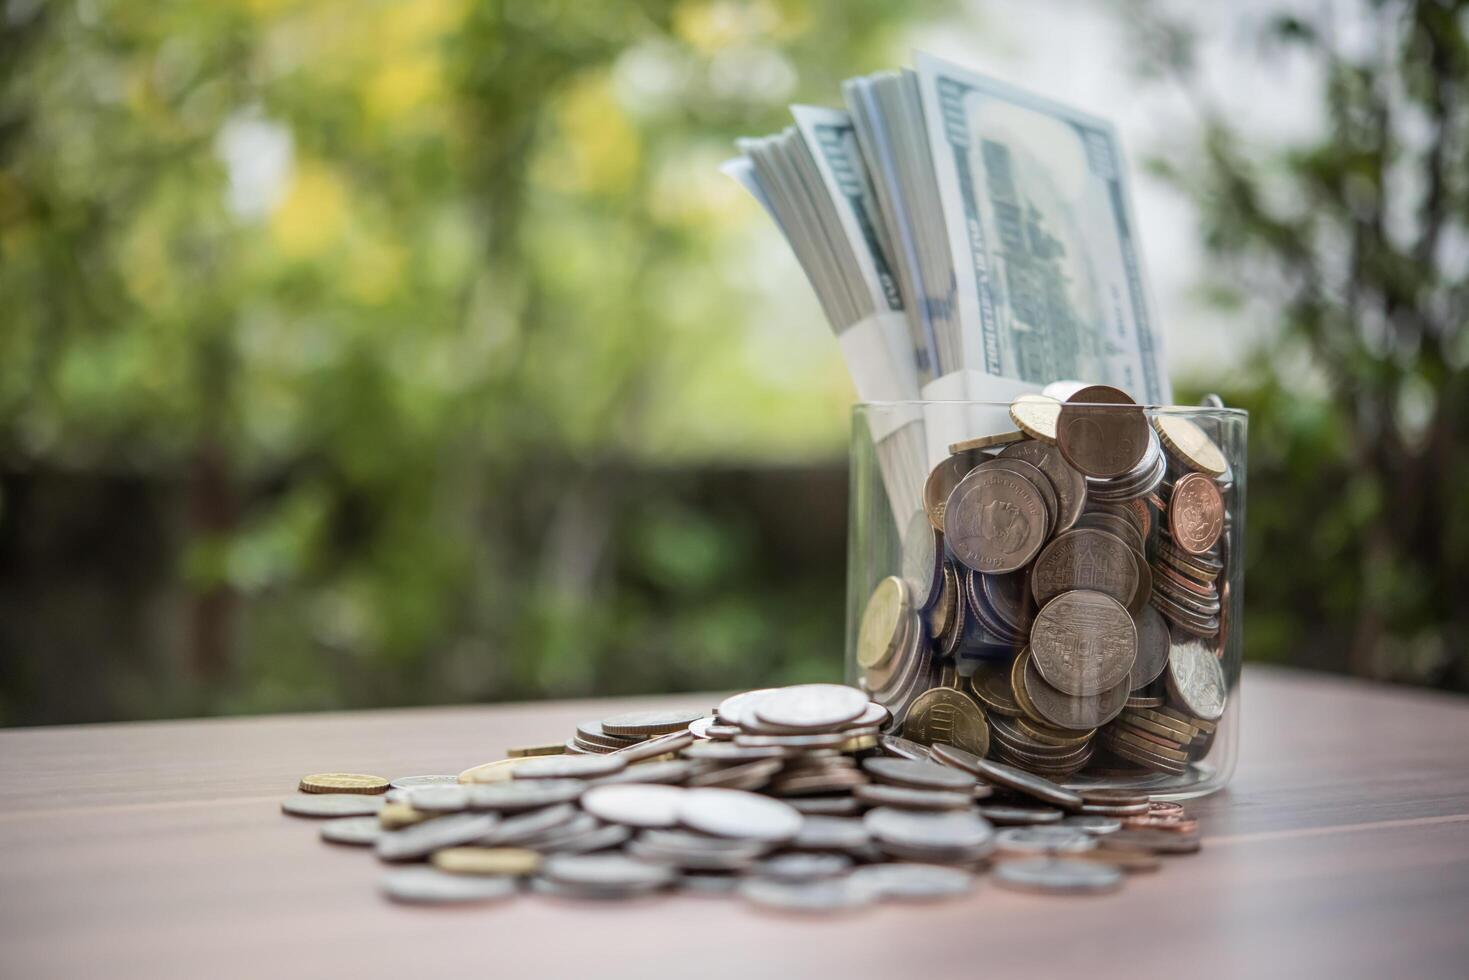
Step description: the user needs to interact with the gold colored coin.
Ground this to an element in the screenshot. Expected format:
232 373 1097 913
1009 648 1048 727
948 429 1027 453
431 847 542 877
507 743 565 758
458 758 534 784
839 734 879 753
1153 414 1228 477
902 687 990 759
1009 394 1061 443
968 664 1021 718
857 576 910 670
378 802 434 829
298 773 389 795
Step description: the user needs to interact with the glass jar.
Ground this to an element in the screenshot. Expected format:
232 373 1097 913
845 398 1246 800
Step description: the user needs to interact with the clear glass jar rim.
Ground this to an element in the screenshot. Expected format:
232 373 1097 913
852 400 1247 418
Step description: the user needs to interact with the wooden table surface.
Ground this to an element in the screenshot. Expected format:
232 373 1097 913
2 666 1467 980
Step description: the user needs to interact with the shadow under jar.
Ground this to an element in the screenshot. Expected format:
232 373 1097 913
845 397 1246 800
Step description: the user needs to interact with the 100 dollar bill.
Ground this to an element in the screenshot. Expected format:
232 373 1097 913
915 52 1169 404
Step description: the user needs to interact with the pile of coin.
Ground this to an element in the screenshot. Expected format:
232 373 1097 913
281 683 1204 911
860 385 1234 786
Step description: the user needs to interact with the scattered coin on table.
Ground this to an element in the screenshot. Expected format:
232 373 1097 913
282 682 1207 910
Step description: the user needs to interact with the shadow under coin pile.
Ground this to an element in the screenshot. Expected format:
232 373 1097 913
281 684 1202 912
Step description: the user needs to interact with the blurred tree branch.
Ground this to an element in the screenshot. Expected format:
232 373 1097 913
1134 0 1469 686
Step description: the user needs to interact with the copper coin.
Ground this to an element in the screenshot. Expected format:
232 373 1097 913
1124 813 1200 834
1030 529 1139 608
1168 473 1225 555
1029 590 1138 697
1056 385 1150 478
943 463 1050 574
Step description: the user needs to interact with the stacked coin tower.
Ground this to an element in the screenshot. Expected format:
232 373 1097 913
849 387 1244 796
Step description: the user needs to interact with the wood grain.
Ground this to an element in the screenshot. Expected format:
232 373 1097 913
1 667 1467 980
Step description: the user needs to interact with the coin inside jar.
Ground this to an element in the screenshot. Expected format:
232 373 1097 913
1169 472 1225 555
1029 590 1137 697
943 462 1050 574
1056 385 1150 478
1029 528 1139 608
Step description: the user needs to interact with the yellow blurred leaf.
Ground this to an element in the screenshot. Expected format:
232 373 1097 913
270 160 347 258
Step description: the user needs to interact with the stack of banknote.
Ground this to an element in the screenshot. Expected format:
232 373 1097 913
725 53 1173 522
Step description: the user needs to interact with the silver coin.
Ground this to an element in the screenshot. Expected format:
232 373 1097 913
734 732 848 750
514 811 599 848
786 795 862 816
677 788 803 843
610 729 695 761
850 863 974 902
407 785 470 812
854 784 975 811
375 813 498 862
479 803 579 845
686 716 720 739
1165 632 1228 721
538 822 633 855
877 734 931 762
511 754 628 779
685 757 782 791
467 779 585 811
319 816 383 846
380 867 519 905
528 875 664 901
862 756 977 792
542 853 676 891
753 852 853 882
976 805 1065 826
843 701 891 730
715 688 780 728
281 794 385 818
993 857 1123 895
680 873 741 894
1130 603 1173 690
790 816 871 851
930 747 1084 810
590 759 696 785
993 826 1097 856
751 684 869 731
389 774 459 791
580 784 685 828
638 828 771 854
599 708 705 736
1061 815 1123 835
863 806 995 854
738 876 874 913
682 742 788 763
901 508 944 611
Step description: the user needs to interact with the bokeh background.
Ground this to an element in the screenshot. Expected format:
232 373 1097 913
1 0 1464 725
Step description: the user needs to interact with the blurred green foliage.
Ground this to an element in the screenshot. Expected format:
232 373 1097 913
0 0 951 724
1141 0 1469 690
